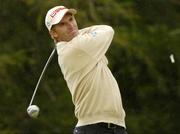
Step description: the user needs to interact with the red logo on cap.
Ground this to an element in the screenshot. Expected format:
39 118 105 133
50 7 66 18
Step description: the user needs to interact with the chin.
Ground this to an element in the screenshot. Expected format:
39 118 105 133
65 31 79 42
71 31 78 38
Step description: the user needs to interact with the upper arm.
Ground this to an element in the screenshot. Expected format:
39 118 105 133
76 25 114 60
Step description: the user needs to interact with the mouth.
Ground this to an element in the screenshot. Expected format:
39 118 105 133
69 29 78 36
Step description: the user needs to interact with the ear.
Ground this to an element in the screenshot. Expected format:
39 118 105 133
49 30 58 40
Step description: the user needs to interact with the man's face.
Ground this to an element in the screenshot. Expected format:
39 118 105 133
50 13 79 42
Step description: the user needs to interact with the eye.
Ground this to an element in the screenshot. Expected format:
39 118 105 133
69 16 73 21
59 22 65 26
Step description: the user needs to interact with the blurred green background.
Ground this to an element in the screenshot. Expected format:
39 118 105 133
0 0 179 133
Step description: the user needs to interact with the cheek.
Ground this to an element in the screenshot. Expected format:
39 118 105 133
56 29 69 40
56 28 65 36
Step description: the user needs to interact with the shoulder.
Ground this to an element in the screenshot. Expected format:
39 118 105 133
79 25 114 33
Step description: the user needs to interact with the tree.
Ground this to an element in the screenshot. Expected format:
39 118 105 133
0 0 179 133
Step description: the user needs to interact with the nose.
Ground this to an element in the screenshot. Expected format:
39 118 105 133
67 22 74 29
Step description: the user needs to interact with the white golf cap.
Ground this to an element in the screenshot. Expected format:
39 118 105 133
45 6 77 31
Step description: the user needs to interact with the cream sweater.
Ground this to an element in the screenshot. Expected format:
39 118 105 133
56 25 126 128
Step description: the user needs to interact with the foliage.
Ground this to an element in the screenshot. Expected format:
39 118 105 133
0 0 179 133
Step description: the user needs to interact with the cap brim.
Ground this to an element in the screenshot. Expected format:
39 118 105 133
67 8 77 15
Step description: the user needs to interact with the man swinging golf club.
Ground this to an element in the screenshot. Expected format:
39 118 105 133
45 5 127 134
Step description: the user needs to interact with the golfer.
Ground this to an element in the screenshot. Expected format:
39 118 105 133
45 6 127 134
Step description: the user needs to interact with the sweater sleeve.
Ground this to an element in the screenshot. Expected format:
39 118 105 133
76 25 114 61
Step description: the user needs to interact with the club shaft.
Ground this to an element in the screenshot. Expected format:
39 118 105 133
29 48 56 106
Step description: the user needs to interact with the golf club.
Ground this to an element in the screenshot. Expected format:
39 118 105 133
27 48 56 118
